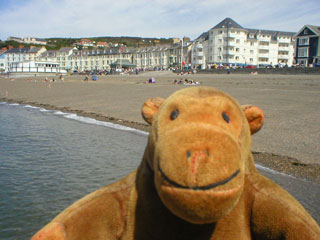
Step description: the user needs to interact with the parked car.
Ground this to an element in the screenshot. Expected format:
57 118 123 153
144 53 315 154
258 64 273 68
244 65 257 69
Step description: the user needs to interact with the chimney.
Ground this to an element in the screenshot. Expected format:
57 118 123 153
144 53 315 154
19 45 24 49
8 45 14 49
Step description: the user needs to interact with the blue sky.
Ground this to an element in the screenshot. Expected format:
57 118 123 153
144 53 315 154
1 0 319 41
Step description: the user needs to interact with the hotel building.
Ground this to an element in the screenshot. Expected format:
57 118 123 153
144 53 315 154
192 18 295 69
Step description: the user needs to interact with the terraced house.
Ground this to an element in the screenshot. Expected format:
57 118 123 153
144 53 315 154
69 47 134 71
40 47 76 71
4 46 46 72
68 44 186 72
294 25 320 67
192 18 295 69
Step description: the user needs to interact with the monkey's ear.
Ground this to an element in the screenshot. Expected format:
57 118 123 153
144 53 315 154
141 97 165 125
242 105 265 135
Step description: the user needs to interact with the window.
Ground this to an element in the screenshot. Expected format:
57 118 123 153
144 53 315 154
250 50 254 54
279 43 289 47
259 41 269 46
259 58 268 62
303 29 308 35
298 48 308 57
278 51 288 55
236 39 240 43
299 38 309 45
259 49 269 54
297 59 307 66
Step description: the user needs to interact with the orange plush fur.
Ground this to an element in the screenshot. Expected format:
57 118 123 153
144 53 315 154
32 87 319 240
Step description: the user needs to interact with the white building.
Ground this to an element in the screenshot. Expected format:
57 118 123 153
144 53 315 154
7 36 47 45
8 61 66 74
191 32 209 69
23 37 47 45
0 52 6 72
69 47 134 71
40 47 76 71
134 46 169 70
192 18 295 68
4 46 46 72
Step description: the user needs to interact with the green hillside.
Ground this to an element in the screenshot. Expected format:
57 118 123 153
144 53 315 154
1 36 174 51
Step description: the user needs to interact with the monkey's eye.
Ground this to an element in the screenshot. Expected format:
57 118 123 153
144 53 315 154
222 112 230 123
170 109 179 120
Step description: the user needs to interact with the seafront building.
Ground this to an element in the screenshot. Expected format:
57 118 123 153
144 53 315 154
68 44 187 72
4 46 47 72
40 47 76 71
69 47 135 72
191 18 295 69
8 61 66 74
0 52 6 72
294 25 320 67
3 18 319 74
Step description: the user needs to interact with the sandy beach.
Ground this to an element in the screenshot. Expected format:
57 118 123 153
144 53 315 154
0 71 319 183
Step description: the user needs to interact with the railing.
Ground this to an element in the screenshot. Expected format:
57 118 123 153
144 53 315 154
9 66 64 73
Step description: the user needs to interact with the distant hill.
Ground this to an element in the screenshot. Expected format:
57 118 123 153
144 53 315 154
1 36 174 51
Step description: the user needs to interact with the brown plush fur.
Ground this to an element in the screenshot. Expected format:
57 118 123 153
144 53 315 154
32 87 320 240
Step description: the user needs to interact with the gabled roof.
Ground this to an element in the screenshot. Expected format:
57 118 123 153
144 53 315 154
294 25 320 37
211 17 244 30
28 47 43 53
307 25 320 35
41 50 56 57
58 47 75 53
247 29 295 41
195 31 209 41
5 47 30 54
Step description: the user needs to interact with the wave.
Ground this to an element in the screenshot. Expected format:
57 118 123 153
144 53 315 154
63 113 148 136
1 101 148 136
255 163 296 179
24 105 40 109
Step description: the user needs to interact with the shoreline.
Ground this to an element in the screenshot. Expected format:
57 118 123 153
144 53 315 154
1 97 319 184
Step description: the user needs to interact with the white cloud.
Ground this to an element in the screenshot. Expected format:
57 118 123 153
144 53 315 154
1 0 319 40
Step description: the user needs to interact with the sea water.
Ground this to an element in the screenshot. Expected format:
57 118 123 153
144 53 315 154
0 102 147 239
0 102 319 240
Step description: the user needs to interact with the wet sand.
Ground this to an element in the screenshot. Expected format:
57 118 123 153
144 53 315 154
1 71 319 183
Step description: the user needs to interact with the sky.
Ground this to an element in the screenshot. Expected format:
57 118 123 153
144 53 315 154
1 0 319 41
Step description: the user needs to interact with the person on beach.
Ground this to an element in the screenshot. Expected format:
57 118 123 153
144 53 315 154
84 76 89 82
59 74 64 82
